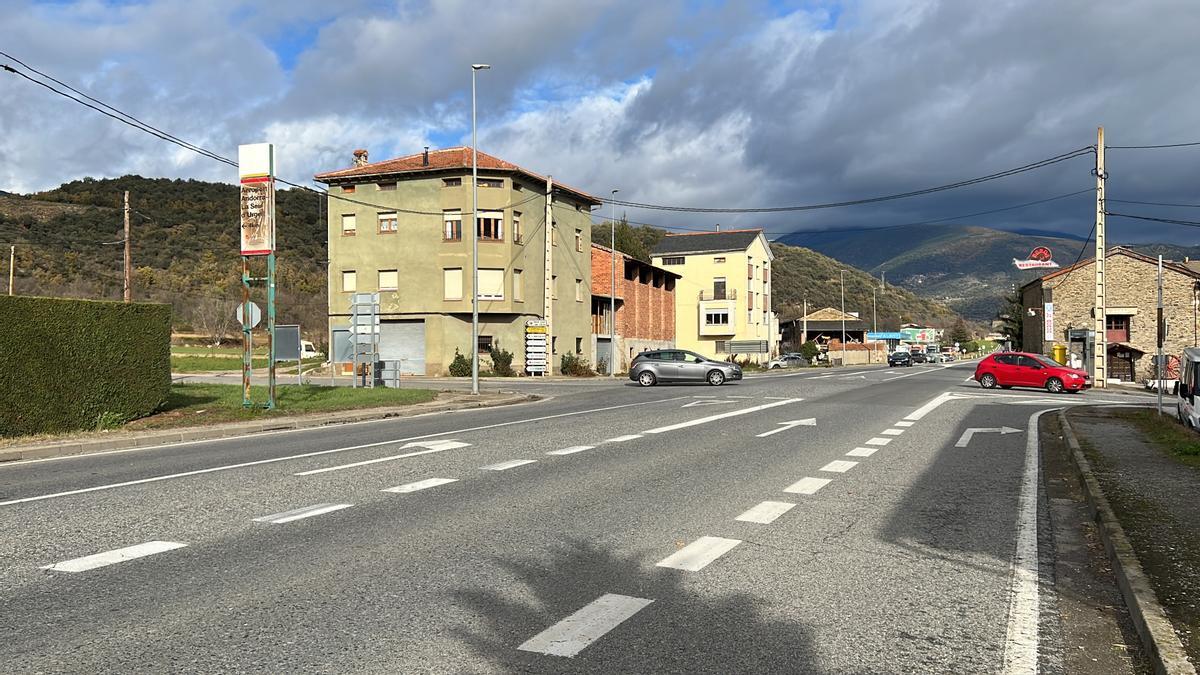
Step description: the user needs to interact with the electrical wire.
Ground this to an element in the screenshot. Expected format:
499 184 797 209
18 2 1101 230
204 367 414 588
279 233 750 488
1041 222 1096 291
1106 141 1200 150
1104 211 1200 228
1108 198 1200 208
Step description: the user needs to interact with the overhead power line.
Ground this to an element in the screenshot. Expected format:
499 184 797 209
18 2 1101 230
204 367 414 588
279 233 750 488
1106 141 1200 150
1105 211 1200 228
1108 198 1200 208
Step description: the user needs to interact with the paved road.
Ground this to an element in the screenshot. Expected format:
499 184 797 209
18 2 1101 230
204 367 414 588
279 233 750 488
0 362 1150 672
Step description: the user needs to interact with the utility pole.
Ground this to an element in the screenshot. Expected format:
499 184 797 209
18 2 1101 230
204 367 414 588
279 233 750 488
872 287 878 333
1157 255 1164 415
1093 126 1107 388
840 269 846 367
470 63 490 395
609 189 618 378
123 190 132 302
801 298 807 346
544 175 554 374
7 244 13 296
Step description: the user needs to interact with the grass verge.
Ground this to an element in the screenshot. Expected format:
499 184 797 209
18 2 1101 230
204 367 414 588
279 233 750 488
171 356 326 372
1110 408 1200 468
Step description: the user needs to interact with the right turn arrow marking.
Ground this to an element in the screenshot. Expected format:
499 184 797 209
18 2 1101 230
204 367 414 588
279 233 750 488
756 418 817 438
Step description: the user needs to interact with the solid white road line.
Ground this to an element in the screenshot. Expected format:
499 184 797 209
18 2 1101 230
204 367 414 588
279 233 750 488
882 428 904 436
894 421 915 427
547 445 594 456
735 501 796 524
253 503 353 524
784 477 832 495
481 459 537 471
604 434 644 443
656 536 742 571
903 392 962 421
819 460 858 473
0 395 692 506
518 593 654 658
382 478 459 493
643 399 801 434
865 437 892 446
846 447 878 458
295 446 455 476
1001 408 1053 674
40 541 187 573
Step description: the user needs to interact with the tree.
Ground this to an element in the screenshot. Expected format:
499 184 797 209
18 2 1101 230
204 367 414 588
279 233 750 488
590 218 664 262
948 318 970 345
996 292 1023 348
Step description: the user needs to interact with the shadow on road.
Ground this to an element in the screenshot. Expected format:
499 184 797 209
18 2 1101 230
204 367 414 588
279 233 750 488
451 537 817 673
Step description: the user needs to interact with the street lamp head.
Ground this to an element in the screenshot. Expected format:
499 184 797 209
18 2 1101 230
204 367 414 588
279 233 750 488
612 189 619 196
472 64 491 70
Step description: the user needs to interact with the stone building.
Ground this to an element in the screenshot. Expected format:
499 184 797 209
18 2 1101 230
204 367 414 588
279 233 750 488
590 244 679 373
1020 247 1200 382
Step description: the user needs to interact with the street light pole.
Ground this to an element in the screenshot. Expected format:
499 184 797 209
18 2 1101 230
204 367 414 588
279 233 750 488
872 287 877 333
610 189 618 378
840 269 846 367
470 64 490 396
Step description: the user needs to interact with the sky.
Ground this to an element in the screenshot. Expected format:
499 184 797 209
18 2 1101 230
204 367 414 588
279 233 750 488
2 0 1199 244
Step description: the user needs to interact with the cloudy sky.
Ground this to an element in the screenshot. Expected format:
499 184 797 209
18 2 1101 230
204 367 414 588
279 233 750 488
2 0 1199 243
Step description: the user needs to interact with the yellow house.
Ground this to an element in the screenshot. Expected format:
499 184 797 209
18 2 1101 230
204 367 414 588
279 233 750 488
651 229 778 361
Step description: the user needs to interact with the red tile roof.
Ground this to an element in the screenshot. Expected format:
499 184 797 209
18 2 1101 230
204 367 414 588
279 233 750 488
314 146 599 205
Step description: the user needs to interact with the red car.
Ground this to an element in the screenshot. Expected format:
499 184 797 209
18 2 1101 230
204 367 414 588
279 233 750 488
974 352 1091 393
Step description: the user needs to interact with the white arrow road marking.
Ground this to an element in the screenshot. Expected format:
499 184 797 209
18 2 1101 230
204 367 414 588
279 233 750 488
682 399 740 408
40 541 187 573
644 399 802 434
755 418 817 437
518 593 654 657
956 426 1023 447
294 440 471 476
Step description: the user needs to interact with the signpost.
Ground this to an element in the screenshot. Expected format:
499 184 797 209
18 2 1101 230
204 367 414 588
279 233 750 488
526 319 548 375
238 143 277 409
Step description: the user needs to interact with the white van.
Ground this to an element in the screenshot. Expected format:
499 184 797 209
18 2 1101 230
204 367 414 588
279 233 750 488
1176 347 1200 429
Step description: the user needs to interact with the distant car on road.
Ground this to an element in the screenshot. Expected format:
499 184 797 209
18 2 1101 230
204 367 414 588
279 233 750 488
767 353 808 369
888 351 913 367
910 351 928 364
300 340 323 360
974 352 1090 393
630 349 743 387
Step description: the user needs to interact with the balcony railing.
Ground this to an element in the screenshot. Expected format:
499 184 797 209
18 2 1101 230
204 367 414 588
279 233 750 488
698 289 737 301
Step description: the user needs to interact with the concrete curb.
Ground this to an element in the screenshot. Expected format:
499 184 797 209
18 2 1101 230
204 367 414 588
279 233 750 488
1057 409 1197 675
0 392 538 464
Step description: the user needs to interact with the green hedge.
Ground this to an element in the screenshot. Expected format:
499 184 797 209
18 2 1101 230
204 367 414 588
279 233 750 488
0 296 171 436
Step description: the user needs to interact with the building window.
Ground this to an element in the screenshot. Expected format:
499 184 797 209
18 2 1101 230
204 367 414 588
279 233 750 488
478 211 503 241
478 268 504 300
552 336 557 354
443 268 463 300
513 269 523 302
513 211 522 244
341 214 356 236
552 275 558 299
378 269 398 291
575 228 583 252
662 256 684 266
749 292 754 310
713 278 727 300
513 182 524 192
575 337 583 354
378 211 398 233
705 310 730 326
715 340 728 353
714 257 725 263
377 182 396 191
477 335 493 354
1107 315 1131 342
477 178 503 188
342 270 357 292
764 266 769 284
575 278 583 302
443 210 462 241
748 262 754 279
443 177 461 187
343 185 356 194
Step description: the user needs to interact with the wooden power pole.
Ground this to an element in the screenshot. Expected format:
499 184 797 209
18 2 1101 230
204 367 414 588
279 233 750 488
1093 127 1107 387
7 244 13 296
123 190 132 303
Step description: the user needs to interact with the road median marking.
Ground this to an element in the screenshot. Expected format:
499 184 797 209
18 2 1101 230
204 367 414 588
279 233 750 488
603 434 644 443
735 501 796 524
547 445 594 456
481 459 537 471
881 428 904 436
40 541 187 573
865 437 892 446
253 503 352 524
518 593 654 657
784 477 831 495
382 478 458 493
656 536 742 571
643 399 801 434
846 447 878 457
819 460 858 473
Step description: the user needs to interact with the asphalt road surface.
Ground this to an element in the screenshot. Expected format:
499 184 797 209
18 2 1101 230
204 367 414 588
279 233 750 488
0 362 1149 673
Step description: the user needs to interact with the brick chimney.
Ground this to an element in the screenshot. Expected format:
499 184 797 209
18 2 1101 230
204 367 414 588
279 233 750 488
352 149 369 167
423 146 429 166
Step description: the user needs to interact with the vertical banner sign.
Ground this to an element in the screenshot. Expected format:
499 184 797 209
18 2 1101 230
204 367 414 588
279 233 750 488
525 319 549 374
1044 302 1054 337
239 143 276 256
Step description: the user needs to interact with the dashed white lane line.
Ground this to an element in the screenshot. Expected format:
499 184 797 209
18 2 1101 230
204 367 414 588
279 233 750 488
895 421 915 427
547 445 595 456
604 434 643 443
253 503 353 524
656 536 742 571
882 428 904 436
518 593 654 657
735 501 796 524
481 459 538 471
784 477 832 494
643 399 801 434
39 541 187 573
865 437 893 446
846 447 878 458
382 478 459 493
820 460 858 473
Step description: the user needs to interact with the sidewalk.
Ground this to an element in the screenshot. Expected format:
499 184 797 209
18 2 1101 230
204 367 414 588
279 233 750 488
1066 406 1200 672
0 391 536 464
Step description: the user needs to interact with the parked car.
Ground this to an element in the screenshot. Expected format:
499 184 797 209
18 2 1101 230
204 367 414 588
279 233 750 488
300 340 323 359
767 353 809 369
910 351 928 364
974 352 1090 393
887 351 913 367
629 350 743 387
1177 347 1200 429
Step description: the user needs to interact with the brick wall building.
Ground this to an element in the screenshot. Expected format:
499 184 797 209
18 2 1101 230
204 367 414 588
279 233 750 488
1021 247 1200 382
591 244 679 373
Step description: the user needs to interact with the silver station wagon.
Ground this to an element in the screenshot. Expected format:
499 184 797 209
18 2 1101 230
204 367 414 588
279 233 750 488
629 349 743 387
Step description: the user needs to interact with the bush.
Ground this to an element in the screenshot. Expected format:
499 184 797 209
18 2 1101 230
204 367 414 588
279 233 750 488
561 353 595 377
488 347 516 377
798 340 821 361
448 348 472 377
0 295 171 436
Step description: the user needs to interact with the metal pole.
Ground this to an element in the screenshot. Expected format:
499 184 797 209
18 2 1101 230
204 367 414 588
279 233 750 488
872 287 877 333
266 256 276 407
1158 255 1164 415
7 245 13 296
242 257 252 407
840 270 846 367
610 189 618 377
123 190 131 302
470 65 489 395
1093 126 1107 387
